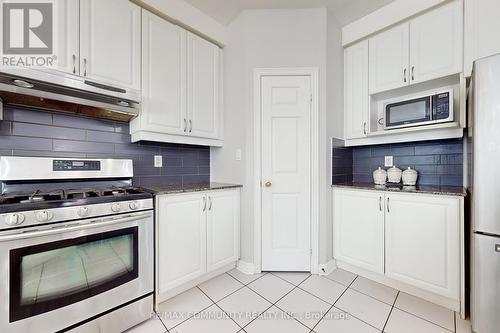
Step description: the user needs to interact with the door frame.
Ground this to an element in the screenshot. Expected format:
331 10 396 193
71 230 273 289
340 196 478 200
253 68 320 274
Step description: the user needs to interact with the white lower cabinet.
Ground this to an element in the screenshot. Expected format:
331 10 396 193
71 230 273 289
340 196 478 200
156 189 240 302
334 190 384 274
333 188 462 305
385 193 460 299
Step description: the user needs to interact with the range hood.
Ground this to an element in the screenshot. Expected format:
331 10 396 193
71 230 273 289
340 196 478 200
0 68 140 121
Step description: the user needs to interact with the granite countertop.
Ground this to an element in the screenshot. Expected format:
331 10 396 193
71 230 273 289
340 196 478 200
141 182 242 195
332 182 467 197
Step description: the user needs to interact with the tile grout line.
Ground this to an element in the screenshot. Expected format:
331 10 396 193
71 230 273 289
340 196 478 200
157 286 216 331
382 290 399 332
309 275 359 332
392 305 456 332
240 274 313 332
196 285 245 331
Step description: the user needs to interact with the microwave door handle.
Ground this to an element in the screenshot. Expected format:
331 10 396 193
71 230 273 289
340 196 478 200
0 212 152 242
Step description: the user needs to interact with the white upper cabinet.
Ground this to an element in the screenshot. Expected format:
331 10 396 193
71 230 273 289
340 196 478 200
51 0 80 75
80 0 141 90
368 1 463 94
138 10 187 136
130 11 223 146
464 0 500 76
369 23 410 94
344 40 369 139
334 189 385 274
385 193 460 299
187 32 221 139
409 0 463 84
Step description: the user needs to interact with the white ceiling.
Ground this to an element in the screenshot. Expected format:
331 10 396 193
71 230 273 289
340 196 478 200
184 0 395 26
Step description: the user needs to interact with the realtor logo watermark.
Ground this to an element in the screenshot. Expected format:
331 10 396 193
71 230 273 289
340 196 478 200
2 2 55 67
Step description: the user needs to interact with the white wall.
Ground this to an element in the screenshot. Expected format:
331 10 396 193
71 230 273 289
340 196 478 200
212 8 344 269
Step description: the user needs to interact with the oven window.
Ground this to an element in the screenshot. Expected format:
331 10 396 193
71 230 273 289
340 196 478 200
386 97 430 127
10 227 138 322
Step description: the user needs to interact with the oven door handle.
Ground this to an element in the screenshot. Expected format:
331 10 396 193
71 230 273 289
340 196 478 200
0 211 152 242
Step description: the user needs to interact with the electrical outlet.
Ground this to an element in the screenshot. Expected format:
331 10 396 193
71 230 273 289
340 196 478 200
154 155 163 168
384 156 393 167
235 149 242 161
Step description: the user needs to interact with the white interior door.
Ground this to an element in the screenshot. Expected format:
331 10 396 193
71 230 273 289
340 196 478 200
261 75 312 272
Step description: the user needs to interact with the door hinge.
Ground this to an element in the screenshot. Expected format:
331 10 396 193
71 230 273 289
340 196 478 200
310 249 313 256
310 94 313 103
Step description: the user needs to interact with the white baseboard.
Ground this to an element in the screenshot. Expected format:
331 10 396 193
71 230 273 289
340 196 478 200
237 260 256 275
318 259 336 276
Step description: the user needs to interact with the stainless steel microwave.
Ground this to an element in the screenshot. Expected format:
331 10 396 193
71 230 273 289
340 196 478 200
383 89 454 130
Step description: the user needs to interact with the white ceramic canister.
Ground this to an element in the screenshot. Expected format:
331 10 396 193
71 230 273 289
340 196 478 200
387 166 402 183
402 167 418 185
373 167 387 185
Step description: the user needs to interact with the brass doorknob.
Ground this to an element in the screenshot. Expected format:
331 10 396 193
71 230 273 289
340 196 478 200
264 181 272 187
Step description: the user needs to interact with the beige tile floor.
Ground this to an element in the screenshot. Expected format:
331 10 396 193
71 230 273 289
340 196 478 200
126 268 473 333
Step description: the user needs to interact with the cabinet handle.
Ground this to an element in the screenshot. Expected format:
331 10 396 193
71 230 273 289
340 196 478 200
387 197 390 213
203 197 207 212
411 66 415 81
183 118 187 133
189 119 193 133
208 197 212 210
72 54 76 74
379 196 382 212
363 122 367 135
403 68 407 83
83 58 87 77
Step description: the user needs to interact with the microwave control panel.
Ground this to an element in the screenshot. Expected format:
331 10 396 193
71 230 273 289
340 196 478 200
432 92 450 120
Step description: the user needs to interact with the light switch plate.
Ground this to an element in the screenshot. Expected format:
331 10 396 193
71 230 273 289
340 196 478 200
235 149 242 161
154 155 163 168
384 156 393 167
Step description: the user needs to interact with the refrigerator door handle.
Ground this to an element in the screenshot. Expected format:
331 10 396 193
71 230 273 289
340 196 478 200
496 244 500 252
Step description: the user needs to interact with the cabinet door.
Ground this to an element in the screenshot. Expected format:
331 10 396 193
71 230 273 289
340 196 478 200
187 32 220 139
80 0 141 90
464 0 500 76
157 193 207 294
0 0 79 75
139 10 187 136
369 23 410 94
344 40 369 139
410 1 463 84
334 190 385 274
385 193 460 299
206 190 240 272
48 0 79 75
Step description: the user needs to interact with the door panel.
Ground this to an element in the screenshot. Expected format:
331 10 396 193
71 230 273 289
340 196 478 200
80 0 141 90
333 189 385 274
385 193 460 299
140 11 186 135
157 193 206 294
187 32 220 139
369 23 410 94
410 1 463 83
344 40 369 139
261 75 311 271
206 190 240 272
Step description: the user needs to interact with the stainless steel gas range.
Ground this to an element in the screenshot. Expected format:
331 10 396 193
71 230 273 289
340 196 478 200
0 157 154 333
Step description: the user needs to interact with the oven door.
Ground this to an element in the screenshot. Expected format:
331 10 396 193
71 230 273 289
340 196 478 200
0 210 154 333
385 96 432 129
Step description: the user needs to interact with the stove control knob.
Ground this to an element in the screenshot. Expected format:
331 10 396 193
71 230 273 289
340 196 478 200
5 213 25 226
77 206 90 218
36 210 53 222
129 201 139 210
111 203 121 212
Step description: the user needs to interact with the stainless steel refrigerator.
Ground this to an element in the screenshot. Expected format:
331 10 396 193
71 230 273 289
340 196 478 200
470 54 500 333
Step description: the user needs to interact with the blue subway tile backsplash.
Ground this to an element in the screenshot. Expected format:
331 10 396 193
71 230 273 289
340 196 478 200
332 138 463 187
0 106 210 186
